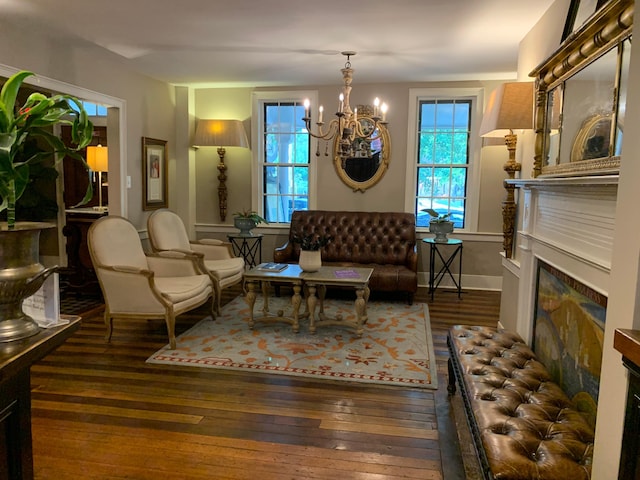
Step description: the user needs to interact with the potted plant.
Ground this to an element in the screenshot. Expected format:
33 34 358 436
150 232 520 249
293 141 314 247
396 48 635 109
233 209 267 235
0 70 94 341
292 233 332 272
423 208 454 243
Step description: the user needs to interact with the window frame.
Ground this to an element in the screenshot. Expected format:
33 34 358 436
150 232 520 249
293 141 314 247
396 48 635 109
405 87 483 233
251 90 318 223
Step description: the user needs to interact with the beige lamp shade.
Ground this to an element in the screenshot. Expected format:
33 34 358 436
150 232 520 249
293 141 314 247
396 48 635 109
193 119 249 148
479 82 534 137
86 145 109 172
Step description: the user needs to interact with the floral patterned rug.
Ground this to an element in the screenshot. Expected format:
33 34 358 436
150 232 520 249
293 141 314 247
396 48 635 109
147 295 437 389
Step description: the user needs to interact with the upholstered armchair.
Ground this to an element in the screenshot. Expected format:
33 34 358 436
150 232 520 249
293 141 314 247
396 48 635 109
147 209 245 313
88 215 214 349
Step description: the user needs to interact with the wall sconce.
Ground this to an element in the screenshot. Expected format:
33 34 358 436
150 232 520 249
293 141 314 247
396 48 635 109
479 82 534 258
193 119 250 222
86 144 109 212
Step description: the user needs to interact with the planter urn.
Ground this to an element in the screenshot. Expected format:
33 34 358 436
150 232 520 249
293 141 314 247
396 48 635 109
0 222 58 342
429 221 454 243
233 217 257 235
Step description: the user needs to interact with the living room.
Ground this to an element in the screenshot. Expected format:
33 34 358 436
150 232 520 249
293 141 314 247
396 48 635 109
1 0 639 478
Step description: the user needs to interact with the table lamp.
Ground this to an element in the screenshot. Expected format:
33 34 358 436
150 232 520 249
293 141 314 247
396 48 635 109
86 144 109 212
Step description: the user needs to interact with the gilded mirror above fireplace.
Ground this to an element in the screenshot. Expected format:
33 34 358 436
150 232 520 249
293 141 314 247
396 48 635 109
531 0 633 177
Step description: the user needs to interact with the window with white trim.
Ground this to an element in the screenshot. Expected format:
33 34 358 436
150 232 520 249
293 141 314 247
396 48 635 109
406 88 482 231
253 92 315 223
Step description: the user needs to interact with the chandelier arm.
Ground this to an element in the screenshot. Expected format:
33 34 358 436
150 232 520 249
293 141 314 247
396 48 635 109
305 118 340 140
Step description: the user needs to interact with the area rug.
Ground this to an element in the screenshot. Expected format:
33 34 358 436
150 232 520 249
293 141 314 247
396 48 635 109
147 295 437 389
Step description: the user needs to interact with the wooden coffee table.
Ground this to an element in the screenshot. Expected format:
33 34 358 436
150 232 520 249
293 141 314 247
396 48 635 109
242 264 373 336
302 266 372 337
243 264 306 333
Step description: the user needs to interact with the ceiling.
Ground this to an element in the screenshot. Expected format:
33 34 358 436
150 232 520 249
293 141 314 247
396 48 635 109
1 0 556 87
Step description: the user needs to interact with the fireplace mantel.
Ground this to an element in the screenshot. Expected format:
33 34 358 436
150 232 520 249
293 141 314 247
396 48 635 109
507 174 619 190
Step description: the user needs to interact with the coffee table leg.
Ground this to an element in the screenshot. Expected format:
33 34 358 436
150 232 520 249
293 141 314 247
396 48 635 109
318 284 326 315
291 283 302 333
261 280 270 315
245 281 257 329
307 285 318 334
354 287 367 337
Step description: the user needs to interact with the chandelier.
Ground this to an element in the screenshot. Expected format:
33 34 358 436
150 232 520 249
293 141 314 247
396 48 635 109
303 51 388 159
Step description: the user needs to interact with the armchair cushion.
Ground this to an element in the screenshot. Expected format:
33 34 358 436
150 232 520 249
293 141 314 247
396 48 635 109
156 275 212 303
204 257 245 281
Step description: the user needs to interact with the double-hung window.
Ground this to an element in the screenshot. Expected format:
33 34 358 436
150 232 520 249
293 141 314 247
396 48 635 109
406 88 482 230
252 91 315 223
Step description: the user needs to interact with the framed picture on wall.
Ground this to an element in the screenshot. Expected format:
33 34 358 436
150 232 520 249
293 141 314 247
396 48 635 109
142 137 168 210
562 0 611 41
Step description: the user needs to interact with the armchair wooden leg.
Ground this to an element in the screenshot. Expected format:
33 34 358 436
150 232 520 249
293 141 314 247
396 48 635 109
166 311 177 350
104 310 113 343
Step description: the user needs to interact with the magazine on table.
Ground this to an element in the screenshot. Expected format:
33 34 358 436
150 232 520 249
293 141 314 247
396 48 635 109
257 262 288 272
334 269 361 279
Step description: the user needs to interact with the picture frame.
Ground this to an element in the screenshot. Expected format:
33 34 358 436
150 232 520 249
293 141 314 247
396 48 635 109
562 0 610 41
142 137 168 210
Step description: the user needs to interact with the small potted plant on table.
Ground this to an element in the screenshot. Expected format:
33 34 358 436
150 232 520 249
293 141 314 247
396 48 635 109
423 208 454 243
233 209 267 235
292 233 332 272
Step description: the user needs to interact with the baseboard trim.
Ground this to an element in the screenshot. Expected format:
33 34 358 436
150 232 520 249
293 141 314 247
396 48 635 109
418 272 502 291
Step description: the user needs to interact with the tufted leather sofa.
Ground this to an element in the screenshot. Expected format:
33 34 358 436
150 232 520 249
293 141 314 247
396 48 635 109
273 210 418 302
447 325 594 480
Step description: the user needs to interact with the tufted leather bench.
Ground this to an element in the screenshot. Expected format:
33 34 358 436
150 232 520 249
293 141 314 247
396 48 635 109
447 325 594 480
274 210 418 302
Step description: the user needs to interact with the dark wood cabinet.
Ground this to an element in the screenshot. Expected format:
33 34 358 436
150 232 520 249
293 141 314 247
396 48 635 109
61 208 107 296
0 318 80 479
614 329 640 479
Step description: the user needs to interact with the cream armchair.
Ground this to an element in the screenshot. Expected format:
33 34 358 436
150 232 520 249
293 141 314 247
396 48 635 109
147 209 245 313
88 215 214 349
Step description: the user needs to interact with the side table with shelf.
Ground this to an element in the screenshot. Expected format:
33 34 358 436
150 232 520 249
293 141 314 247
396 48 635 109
423 238 463 300
228 233 263 268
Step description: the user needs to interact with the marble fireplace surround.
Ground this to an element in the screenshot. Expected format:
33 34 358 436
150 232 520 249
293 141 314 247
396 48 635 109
506 175 617 344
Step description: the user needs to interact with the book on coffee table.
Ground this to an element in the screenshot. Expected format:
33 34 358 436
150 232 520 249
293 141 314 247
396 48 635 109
257 262 288 272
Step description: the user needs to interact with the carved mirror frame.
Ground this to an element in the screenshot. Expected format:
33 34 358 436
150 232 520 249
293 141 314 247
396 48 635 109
333 107 391 192
531 0 633 177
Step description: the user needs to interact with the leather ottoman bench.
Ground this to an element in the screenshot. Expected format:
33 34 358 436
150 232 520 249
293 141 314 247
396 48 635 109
447 325 594 480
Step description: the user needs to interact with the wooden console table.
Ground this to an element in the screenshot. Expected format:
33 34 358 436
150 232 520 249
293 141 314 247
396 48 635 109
614 328 640 479
0 317 81 479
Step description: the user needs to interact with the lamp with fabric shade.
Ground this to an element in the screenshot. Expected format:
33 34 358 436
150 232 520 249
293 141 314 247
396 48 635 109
86 144 109 211
193 119 249 222
479 82 534 259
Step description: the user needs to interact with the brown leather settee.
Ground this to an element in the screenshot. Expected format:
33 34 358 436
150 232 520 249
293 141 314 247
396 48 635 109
273 210 418 303
448 325 594 480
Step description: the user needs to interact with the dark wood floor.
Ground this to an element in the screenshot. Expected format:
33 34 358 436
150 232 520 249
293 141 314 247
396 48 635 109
31 286 500 479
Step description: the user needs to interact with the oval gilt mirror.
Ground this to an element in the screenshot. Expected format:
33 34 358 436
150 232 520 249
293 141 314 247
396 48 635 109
333 108 390 192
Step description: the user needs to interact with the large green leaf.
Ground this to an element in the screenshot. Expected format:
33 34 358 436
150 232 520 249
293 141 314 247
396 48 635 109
0 71 33 132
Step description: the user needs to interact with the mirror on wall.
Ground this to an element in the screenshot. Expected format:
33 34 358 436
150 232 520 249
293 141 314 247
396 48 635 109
532 0 633 177
333 109 390 192
562 45 618 164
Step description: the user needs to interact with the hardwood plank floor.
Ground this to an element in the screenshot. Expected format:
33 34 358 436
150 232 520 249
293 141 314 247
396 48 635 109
31 286 499 479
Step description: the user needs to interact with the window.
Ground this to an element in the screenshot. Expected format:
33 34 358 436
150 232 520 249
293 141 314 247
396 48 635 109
406 88 482 231
253 92 315 223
